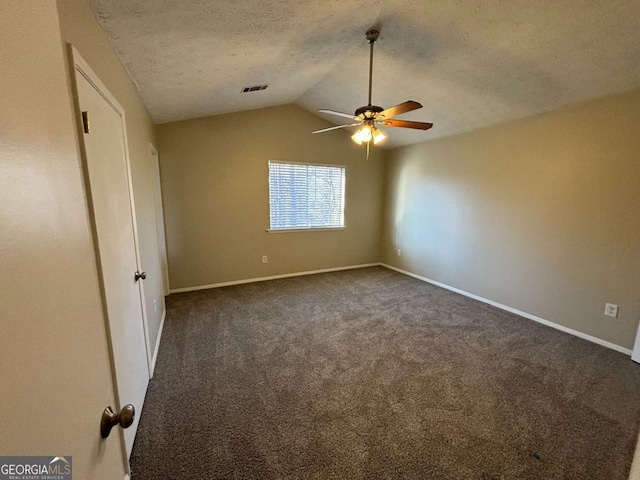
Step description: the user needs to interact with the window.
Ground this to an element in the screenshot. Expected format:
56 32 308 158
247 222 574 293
268 160 345 231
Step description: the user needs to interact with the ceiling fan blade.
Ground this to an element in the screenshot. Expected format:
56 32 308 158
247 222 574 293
312 123 361 134
379 119 433 130
378 100 423 120
318 109 358 120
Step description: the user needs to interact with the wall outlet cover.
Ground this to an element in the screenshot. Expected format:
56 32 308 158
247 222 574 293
604 303 619 318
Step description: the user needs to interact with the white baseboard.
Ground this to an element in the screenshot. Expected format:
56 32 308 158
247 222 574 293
169 263 381 293
382 263 632 356
149 307 166 378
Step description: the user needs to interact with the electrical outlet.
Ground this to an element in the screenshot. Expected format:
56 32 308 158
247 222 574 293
262 255 268 264
604 303 619 318
396 248 402 257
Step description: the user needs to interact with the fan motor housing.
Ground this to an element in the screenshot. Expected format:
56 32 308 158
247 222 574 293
355 105 383 118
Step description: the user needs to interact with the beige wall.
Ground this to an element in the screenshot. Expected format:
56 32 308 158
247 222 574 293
0 2 123 478
383 90 640 349
157 104 384 289
57 0 165 357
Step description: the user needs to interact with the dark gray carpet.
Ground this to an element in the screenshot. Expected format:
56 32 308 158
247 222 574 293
130 266 640 479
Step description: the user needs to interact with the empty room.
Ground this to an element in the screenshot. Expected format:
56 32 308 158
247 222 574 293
2 1 640 479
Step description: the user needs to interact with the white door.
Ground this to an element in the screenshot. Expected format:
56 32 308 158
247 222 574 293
632 323 640 363
151 144 170 296
73 50 150 461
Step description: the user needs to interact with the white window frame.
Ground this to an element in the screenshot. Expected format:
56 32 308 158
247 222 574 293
267 159 347 233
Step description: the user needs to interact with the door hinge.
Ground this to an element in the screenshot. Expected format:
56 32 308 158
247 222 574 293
81 111 91 134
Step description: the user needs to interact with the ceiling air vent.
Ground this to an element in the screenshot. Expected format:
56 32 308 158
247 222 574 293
241 84 269 93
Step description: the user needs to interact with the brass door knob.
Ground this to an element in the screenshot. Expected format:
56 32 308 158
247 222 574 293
100 404 135 438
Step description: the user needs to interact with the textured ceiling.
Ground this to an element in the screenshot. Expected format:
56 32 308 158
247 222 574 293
87 0 640 148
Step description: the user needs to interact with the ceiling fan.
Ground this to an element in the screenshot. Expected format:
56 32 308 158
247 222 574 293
312 27 433 156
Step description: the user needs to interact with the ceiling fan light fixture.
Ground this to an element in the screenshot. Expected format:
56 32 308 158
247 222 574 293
352 125 373 144
372 127 386 145
351 125 386 146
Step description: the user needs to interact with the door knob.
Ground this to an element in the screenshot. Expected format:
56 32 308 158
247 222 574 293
100 404 135 438
134 271 146 282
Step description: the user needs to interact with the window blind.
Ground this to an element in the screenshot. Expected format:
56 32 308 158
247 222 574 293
268 160 345 230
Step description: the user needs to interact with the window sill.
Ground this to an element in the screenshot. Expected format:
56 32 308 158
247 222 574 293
266 226 347 234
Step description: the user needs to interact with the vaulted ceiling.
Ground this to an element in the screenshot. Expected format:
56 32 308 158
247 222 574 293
87 0 640 148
